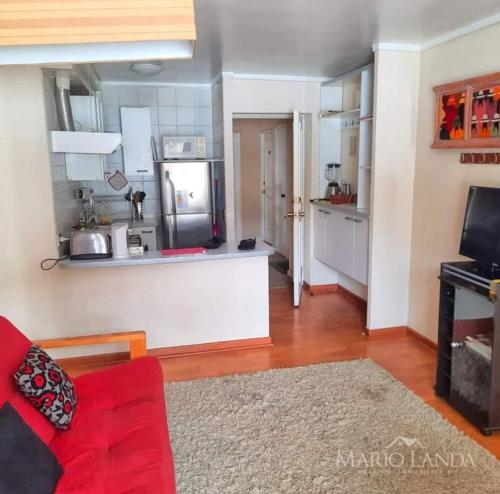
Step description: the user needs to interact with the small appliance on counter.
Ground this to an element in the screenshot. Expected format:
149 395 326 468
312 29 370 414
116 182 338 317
162 136 207 160
111 223 129 259
69 230 111 260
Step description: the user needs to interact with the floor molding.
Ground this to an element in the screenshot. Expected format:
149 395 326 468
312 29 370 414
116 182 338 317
337 285 367 309
57 337 273 368
363 326 408 338
304 282 338 295
364 326 438 350
407 327 438 351
149 337 273 358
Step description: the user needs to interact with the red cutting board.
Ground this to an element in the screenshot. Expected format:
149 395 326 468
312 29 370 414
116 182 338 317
160 247 206 256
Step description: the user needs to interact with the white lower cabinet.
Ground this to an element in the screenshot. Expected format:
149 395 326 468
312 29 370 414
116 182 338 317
313 206 330 263
313 204 369 285
353 216 369 285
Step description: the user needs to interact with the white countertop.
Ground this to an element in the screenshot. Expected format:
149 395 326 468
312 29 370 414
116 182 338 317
59 241 274 269
311 200 370 219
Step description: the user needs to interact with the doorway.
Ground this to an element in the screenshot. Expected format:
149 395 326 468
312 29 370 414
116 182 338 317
233 117 293 289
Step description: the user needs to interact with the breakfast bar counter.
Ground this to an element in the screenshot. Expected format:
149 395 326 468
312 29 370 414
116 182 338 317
59 241 274 269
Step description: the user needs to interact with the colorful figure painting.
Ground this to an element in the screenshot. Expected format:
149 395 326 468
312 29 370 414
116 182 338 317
471 86 500 138
439 91 465 140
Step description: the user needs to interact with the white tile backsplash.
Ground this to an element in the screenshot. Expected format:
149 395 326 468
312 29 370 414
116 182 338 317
118 86 139 106
195 87 211 107
175 87 195 107
177 125 196 136
138 86 158 107
195 125 213 143
176 107 195 126
158 106 177 126
149 107 159 126
100 85 120 106
157 87 176 106
195 107 212 126
103 105 120 126
159 125 178 137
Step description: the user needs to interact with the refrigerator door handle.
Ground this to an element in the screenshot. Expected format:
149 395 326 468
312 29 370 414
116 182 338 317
165 214 177 248
162 170 176 215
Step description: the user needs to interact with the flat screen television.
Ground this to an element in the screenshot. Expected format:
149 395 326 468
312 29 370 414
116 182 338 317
460 186 500 275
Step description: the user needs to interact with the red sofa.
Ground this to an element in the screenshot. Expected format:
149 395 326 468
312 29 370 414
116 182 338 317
0 316 176 493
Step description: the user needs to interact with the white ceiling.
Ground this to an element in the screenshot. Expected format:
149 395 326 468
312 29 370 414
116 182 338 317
93 0 500 83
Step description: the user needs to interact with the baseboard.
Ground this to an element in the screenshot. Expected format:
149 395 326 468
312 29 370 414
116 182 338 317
363 326 408 338
407 327 438 350
58 351 130 368
149 337 273 358
58 336 273 368
304 282 338 295
337 285 367 309
364 326 438 351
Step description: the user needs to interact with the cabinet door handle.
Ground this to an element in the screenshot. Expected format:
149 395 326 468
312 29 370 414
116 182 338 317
318 209 331 215
353 218 362 223
136 169 148 173
344 216 353 221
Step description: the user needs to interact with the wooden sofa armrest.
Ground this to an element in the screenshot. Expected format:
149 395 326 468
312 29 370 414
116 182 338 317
34 331 147 360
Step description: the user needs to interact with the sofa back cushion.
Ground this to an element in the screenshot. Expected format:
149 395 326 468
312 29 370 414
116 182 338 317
0 317 55 446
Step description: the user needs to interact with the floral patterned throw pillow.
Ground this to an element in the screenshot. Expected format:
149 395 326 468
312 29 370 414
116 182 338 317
14 345 77 430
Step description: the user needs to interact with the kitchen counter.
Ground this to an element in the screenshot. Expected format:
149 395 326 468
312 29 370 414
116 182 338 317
311 199 370 219
59 241 274 269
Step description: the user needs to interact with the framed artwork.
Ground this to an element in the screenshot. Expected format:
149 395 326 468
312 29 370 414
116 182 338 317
432 72 500 149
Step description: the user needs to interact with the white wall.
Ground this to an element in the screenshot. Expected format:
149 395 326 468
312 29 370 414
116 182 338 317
43 73 81 239
408 22 500 342
221 74 330 284
0 66 269 356
368 49 420 330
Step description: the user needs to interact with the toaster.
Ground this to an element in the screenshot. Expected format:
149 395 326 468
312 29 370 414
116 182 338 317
70 230 112 260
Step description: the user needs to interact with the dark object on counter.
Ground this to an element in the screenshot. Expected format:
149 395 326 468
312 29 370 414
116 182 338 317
238 238 256 251
204 236 225 249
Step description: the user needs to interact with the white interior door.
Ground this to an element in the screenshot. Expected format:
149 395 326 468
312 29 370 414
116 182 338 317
261 130 274 244
274 125 288 257
292 110 305 307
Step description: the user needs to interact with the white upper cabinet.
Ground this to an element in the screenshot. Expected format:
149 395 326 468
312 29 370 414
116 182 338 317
121 107 154 176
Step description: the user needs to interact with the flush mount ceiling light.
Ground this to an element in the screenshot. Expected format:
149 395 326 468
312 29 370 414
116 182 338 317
130 62 164 76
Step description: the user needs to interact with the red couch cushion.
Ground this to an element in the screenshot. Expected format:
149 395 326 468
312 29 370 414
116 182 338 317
0 317 55 446
50 357 175 494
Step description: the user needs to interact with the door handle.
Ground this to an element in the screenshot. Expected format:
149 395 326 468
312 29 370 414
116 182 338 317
285 211 305 220
345 216 354 221
353 218 362 223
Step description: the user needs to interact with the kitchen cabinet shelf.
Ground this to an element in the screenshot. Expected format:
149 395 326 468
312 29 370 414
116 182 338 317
51 131 121 154
319 108 360 119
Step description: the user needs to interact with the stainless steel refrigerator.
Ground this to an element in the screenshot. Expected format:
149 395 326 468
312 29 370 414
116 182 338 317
158 160 225 249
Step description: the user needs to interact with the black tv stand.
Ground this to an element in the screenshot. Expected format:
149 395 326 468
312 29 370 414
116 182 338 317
436 261 500 436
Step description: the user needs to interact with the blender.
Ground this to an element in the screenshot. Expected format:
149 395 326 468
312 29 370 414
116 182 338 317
325 162 342 198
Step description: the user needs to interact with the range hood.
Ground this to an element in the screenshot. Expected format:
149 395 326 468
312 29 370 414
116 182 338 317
51 131 122 154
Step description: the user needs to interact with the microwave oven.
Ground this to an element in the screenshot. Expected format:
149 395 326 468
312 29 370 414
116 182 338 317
162 136 207 160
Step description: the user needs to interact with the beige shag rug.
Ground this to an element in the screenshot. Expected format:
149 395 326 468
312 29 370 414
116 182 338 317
165 359 500 494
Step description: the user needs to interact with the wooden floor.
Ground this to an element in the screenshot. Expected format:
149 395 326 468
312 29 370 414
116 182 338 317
68 287 500 458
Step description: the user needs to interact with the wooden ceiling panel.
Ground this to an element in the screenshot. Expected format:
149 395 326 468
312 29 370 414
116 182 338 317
0 0 196 46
